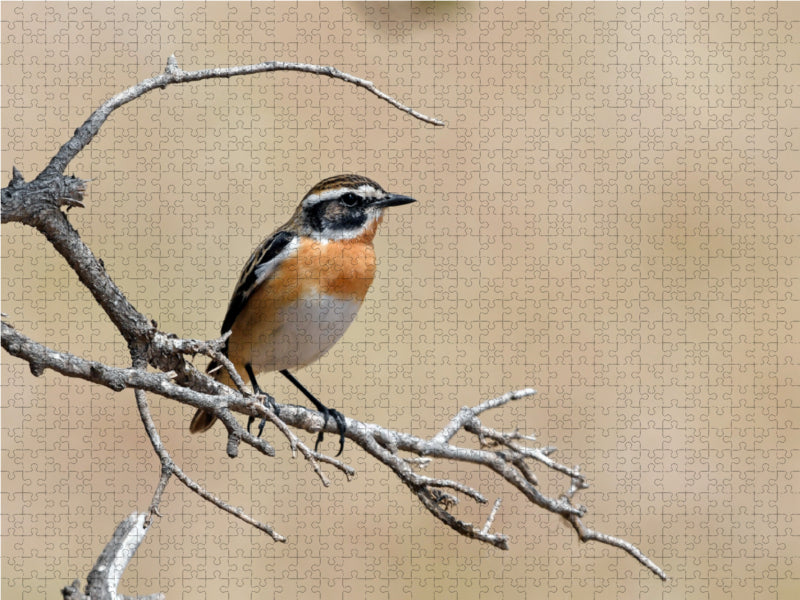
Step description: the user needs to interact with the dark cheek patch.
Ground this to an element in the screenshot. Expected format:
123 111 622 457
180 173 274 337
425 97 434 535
311 201 368 232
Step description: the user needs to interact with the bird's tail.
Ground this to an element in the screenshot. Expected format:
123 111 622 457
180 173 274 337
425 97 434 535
189 358 234 434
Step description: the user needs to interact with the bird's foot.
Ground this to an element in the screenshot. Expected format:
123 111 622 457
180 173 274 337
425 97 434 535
247 392 279 437
315 407 347 457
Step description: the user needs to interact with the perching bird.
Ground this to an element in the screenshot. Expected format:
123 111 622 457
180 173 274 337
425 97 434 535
189 174 416 454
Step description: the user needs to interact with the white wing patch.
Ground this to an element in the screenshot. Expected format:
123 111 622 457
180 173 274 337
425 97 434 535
244 237 299 297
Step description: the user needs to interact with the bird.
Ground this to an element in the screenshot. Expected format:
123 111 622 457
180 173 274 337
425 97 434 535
189 174 416 455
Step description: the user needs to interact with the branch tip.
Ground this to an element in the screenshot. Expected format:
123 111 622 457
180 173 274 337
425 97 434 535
226 432 240 458
29 362 45 377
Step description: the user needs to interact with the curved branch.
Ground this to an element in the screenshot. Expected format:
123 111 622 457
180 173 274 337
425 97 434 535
40 56 444 179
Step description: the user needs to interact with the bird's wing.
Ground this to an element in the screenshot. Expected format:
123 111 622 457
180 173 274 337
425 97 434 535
219 230 298 337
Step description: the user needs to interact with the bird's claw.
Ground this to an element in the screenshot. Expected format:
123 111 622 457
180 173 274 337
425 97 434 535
314 407 347 456
247 392 278 437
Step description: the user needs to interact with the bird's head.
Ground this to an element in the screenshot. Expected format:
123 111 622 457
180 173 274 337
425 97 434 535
296 174 416 240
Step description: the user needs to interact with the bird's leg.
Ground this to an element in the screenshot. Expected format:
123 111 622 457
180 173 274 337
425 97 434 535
280 369 346 456
245 363 278 437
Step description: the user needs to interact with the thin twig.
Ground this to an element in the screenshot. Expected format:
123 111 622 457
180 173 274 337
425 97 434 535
432 388 536 444
133 388 285 542
481 498 503 536
147 465 172 522
567 514 668 581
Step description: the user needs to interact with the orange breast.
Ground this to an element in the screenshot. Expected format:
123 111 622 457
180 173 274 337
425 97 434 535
226 233 378 375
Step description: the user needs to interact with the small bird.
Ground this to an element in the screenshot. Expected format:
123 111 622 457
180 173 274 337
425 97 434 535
189 174 415 454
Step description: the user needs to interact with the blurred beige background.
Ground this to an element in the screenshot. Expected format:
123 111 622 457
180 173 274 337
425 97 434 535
2 2 798 599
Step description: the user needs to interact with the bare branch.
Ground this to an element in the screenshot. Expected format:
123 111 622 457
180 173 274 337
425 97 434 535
62 514 166 600
432 388 537 444
2 321 234 413
40 56 444 179
0 197 154 344
2 169 88 217
3 319 665 576
87 513 161 600
567 514 668 581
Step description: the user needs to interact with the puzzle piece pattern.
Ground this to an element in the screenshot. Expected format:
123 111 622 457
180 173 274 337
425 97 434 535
2 3 797 599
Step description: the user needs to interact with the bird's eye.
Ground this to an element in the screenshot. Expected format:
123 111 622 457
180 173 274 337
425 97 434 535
339 192 359 207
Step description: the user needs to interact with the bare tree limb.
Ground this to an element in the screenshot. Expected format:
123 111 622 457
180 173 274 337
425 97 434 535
39 56 444 181
2 318 666 579
433 388 538 444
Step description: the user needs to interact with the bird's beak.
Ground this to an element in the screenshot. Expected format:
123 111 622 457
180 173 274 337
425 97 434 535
372 193 416 209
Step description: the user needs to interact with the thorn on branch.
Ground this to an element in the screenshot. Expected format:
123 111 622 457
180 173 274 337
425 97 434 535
165 54 179 75
10 166 25 187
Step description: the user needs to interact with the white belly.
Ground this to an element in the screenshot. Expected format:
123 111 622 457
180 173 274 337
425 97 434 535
249 294 363 372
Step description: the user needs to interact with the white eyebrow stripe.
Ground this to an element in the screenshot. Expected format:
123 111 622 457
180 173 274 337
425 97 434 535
302 184 382 207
